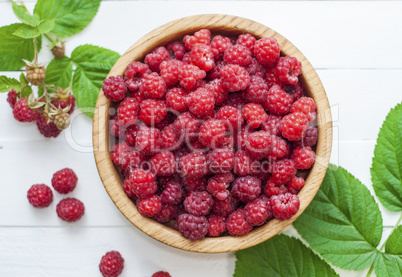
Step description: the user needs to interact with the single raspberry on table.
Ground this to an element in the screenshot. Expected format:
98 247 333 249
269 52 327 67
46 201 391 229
287 176 305 192
13 97 39 122
212 194 238 217
135 126 162 155
254 37 280 65
183 191 213 216
234 150 252 176
226 208 253 236
7 89 17 108
117 97 139 126
99 250 124 277
224 44 252 66
294 125 318 148
231 176 261 203
179 151 208 179
237 33 257 52
280 112 309 141
36 114 62 138
275 56 302 85
203 78 229 106
183 176 208 192
207 147 235 174
124 169 157 199
211 35 233 56
260 114 283 136
51 94 76 115
160 60 183 86
242 75 269 104
291 146 315 169
124 61 151 92
220 64 250 92
183 29 211 50
137 194 162 217
270 159 297 185
27 184 53 208
152 271 171 277
149 151 176 176
153 202 177 223
102 75 127 102
139 99 168 125
187 87 215 116
144 46 170 72
242 103 268 129
207 214 227 237
246 130 272 160
177 213 209 241
161 181 184 205
290 96 317 121
264 84 293 115
178 64 206 90
167 41 186 60
190 43 215 71
51 168 78 194
25 65 46 86
216 105 244 132
139 72 166 99
264 178 288 197
270 192 300 220
244 196 273 226
56 197 85 222
198 119 226 148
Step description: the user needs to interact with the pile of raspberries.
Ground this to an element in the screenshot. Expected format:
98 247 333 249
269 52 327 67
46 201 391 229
102 29 317 241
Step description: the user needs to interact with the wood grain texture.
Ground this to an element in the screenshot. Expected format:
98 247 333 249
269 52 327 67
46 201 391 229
93 14 332 253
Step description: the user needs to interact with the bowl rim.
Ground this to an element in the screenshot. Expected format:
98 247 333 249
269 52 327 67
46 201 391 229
92 14 332 253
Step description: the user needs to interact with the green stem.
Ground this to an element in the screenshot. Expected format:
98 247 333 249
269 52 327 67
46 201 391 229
379 212 402 251
44 33 57 45
366 264 374 277
33 37 38 65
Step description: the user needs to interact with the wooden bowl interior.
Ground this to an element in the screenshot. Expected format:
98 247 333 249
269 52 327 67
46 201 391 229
93 14 332 253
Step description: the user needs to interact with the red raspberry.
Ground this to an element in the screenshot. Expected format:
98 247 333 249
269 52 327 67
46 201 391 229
182 52 191 64
242 75 268 104
237 33 257 52
99 250 124 277
234 150 252 176
111 142 143 172
109 116 125 138
165 87 187 112
139 72 166 99
211 35 233 56
152 271 171 277
190 43 215 71
154 112 176 130
36 114 62 138
282 82 304 102
184 191 213 216
135 126 162 155
183 176 208 192
102 76 127 102
7 89 17 108
246 131 272 160
13 97 39 122
117 97 140 126
177 213 209 241
149 151 176 176
291 97 317 121
183 29 211 50
51 168 78 194
137 194 162 217
270 192 300 220
231 176 261 203
292 146 315 169
294 125 318 148
280 112 308 141
220 64 250 92
244 196 273 226
124 123 142 147
198 119 226 148
153 203 177 223
139 99 168 125
269 135 290 161
216 105 244 132
264 84 292 115
207 175 231 201
244 57 266 77
187 87 215 116
144 46 170 72
287 176 305 192
179 64 206 90
212 195 239 217
27 184 53 208
254 37 280 65
235 125 251 151
261 114 283 136
161 181 184 205
173 112 200 141
125 169 157 198
160 60 183 86
161 124 181 150
226 208 253 236
56 197 85 222
207 147 235 173
264 67 281 89
224 44 252 66
158 173 182 188
264 178 288 197
241 103 268 129
208 59 225 80
250 159 271 182
207 214 227 237
203 79 229 106
275 56 302 85
179 151 208 179
271 159 297 185
167 41 186 60
124 61 151 92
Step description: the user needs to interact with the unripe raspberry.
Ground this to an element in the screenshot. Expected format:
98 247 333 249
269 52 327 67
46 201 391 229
51 42 65 58
53 112 71 130
25 65 46 86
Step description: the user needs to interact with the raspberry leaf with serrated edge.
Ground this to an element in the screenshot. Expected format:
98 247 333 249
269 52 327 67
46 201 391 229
19 73 28 85
44 57 73 89
70 45 120 117
293 165 383 270
0 24 42 70
0 76 21 92
11 1 40 27
37 19 55 34
371 102 402 211
373 253 402 277
13 24 41 39
234 234 339 277
385 225 402 255
20 85 33 98
34 0 101 38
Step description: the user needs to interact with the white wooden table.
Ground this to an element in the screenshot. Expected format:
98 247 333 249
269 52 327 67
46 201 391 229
1 1 401 276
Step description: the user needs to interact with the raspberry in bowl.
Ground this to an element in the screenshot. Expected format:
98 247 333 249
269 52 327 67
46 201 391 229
93 15 332 253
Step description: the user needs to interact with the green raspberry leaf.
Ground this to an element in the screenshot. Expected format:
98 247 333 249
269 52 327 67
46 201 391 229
385 225 402 255
293 165 383 270
70 45 120 117
371 102 402 211
234 234 339 277
20 85 33 98
34 0 101 38
374 253 402 277
44 57 73 89
37 19 55 34
13 24 41 39
0 75 21 93
20 73 28 85
11 1 40 27
0 24 42 70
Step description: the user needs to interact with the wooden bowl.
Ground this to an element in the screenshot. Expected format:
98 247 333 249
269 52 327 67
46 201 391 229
93 14 332 253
